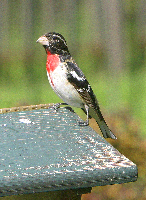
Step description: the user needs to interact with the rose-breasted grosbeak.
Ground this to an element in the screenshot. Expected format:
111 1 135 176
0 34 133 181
36 32 116 139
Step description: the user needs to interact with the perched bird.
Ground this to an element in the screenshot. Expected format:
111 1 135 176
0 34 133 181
36 32 116 139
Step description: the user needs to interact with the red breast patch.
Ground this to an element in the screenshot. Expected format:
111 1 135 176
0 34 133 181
46 51 60 73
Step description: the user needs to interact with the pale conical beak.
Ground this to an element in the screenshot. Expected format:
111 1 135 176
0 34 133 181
36 35 49 46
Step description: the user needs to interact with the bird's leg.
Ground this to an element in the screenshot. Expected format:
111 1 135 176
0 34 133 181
78 105 89 126
52 103 68 111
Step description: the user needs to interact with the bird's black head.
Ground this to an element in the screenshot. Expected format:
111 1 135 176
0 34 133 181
37 32 70 55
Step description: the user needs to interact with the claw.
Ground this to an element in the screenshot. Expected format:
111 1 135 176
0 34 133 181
52 103 61 111
52 103 68 111
78 119 89 126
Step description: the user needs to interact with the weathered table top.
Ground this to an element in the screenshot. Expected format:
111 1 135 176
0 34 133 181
0 105 138 197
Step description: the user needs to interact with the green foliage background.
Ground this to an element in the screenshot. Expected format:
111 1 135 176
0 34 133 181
0 0 146 199
1 1 145 135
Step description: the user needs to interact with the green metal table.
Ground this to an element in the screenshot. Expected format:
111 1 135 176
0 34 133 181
0 104 138 198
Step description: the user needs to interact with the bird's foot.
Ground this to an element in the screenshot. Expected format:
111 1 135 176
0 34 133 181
78 119 89 126
52 103 61 111
52 103 68 111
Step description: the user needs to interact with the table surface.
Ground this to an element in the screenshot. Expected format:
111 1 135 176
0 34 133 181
0 106 138 197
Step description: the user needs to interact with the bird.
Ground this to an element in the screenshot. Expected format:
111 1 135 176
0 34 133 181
36 32 117 139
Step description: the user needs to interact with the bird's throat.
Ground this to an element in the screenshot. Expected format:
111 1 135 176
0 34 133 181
46 51 60 73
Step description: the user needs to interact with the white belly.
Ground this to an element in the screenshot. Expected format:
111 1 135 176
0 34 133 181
47 64 84 108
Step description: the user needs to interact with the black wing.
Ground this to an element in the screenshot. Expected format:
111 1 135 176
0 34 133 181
66 61 117 139
66 61 99 110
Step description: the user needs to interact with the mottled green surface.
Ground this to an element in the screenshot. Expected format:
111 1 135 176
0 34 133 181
0 107 137 197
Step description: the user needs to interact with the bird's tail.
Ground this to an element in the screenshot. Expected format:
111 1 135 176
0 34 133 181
89 107 117 140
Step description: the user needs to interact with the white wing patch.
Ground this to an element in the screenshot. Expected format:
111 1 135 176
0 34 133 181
70 70 85 81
